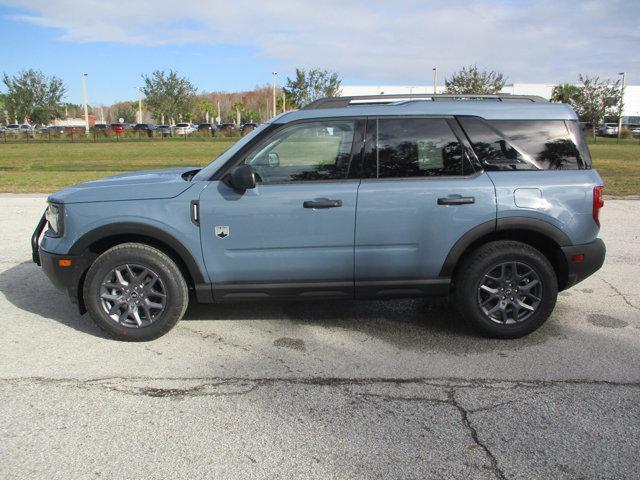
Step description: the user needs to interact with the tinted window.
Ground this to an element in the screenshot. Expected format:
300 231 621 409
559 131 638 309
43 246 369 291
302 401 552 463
459 118 587 170
245 120 355 183
375 118 470 178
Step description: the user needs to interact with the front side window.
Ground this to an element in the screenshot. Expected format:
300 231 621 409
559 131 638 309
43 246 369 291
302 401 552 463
372 118 471 178
245 120 355 183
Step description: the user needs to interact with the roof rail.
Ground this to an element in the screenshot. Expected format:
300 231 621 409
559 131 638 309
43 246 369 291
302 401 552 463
303 94 548 109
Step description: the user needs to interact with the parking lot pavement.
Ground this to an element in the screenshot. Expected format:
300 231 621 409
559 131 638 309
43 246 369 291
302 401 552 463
0 196 638 479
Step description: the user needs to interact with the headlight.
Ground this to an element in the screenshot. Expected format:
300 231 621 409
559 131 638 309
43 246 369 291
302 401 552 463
45 203 63 237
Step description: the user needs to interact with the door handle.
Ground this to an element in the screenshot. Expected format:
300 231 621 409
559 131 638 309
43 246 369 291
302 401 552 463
437 196 475 205
303 199 343 209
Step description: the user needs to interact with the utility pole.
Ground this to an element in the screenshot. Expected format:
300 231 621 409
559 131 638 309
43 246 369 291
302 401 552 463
617 72 626 143
216 100 221 124
136 87 143 123
432 67 438 94
81 73 90 135
282 91 286 113
272 71 277 117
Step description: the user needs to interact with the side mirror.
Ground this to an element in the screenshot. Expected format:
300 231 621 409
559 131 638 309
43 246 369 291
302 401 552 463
268 152 280 167
227 164 256 191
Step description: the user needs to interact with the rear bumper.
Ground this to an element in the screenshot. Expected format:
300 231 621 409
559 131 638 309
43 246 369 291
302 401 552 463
561 238 606 289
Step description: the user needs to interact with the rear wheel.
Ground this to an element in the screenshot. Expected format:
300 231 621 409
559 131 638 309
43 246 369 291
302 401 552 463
454 240 558 338
84 243 188 341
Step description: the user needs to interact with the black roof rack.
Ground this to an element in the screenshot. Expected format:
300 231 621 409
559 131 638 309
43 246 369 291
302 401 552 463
303 94 548 109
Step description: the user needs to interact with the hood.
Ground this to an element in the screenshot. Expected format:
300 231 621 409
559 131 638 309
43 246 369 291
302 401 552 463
48 167 200 204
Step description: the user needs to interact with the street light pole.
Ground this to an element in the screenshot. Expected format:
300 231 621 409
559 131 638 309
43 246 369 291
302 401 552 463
136 87 143 123
617 72 626 143
81 73 90 135
432 67 437 94
272 72 277 117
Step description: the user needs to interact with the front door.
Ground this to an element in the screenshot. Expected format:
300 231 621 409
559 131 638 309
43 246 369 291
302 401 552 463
198 119 362 300
354 117 496 297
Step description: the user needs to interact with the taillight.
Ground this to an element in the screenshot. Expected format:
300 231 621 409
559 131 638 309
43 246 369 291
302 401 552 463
593 186 604 227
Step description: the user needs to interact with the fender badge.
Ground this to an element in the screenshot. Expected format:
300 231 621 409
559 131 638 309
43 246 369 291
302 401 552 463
215 226 229 239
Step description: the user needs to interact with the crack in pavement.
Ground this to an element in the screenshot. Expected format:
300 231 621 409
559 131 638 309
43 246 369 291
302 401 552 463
2 375 638 388
448 389 508 480
2 375 638 479
348 388 509 479
598 276 640 312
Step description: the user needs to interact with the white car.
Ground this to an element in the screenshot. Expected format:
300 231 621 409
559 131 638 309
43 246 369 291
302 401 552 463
5 124 21 135
19 124 34 136
598 123 618 136
174 123 196 135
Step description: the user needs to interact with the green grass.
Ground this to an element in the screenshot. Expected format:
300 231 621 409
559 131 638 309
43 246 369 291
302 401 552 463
0 136 638 195
0 140 235 192
585 137 640 196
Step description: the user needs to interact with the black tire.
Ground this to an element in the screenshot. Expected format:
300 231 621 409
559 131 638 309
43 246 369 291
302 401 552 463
454 240 558 338
83 243 188 341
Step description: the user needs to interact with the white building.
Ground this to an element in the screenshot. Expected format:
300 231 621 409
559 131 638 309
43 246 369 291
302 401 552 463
340 84 640 125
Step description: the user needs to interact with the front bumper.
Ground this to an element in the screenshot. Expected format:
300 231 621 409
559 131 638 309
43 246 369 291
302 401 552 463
32 213 91 312
561 238 606 289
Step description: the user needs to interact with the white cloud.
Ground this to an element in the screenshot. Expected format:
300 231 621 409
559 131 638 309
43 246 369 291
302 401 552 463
3 0 640 83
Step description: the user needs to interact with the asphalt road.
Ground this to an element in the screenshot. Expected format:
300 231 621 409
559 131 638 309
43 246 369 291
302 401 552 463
0 195 638 480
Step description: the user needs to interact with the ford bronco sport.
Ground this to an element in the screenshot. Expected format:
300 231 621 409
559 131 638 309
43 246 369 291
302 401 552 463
32 94 606 341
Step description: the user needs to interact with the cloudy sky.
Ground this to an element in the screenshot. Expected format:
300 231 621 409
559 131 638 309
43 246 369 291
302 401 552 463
0 0 638 104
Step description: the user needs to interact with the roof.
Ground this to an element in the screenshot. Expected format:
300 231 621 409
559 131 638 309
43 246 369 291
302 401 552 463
273 97 578 123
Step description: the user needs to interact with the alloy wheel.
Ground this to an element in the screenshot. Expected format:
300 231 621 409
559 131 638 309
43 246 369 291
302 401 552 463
477 261 542 324
99 264 167 328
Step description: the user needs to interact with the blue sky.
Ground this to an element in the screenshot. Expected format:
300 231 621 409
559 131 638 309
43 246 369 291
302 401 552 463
0 0 638 106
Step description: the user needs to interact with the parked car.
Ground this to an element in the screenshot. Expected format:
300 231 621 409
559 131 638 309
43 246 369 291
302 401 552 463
218 122 237 134
17 124 35 136
5 124 21 135
155 125 172 137
197 123 217 136
174 123 196 135
598 123 618 136
133 123 155 137
33 93 606 341
92 124 110 136
239 123 258 135
110 123 126 134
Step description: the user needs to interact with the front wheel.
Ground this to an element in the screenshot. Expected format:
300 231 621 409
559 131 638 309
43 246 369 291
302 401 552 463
83 243 189 341
454 241 558 338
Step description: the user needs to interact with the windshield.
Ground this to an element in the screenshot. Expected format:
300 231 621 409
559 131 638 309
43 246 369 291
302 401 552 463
193 122 270 181
176 123 189 127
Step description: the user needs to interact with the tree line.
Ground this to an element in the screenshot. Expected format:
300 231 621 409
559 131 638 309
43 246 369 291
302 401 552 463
0 65 623 132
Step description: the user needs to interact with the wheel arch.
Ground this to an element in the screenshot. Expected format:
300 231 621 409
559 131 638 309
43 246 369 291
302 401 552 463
441 217 571 291
69 222 211 307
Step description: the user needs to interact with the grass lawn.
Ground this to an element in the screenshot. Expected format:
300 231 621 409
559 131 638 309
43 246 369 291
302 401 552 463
0 136 638 195
585 137 640 196
0 139 235 193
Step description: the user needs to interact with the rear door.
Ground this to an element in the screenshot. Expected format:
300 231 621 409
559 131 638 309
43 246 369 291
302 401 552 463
198 119 363 300
354 117 496 297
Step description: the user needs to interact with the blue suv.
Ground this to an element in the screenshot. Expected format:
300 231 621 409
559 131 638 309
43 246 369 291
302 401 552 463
32 94 606 341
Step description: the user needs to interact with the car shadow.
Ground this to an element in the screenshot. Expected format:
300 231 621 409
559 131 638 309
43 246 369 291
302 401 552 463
1 261 561 351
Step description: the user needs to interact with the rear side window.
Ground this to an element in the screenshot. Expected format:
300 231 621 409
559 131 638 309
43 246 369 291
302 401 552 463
458 118 589 170
366 118 474 178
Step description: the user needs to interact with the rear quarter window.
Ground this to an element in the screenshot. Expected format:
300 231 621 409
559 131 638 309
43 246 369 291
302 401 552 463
458 118 590 170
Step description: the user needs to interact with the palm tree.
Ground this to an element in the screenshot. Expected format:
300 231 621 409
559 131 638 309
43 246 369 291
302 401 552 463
232 100 244 125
